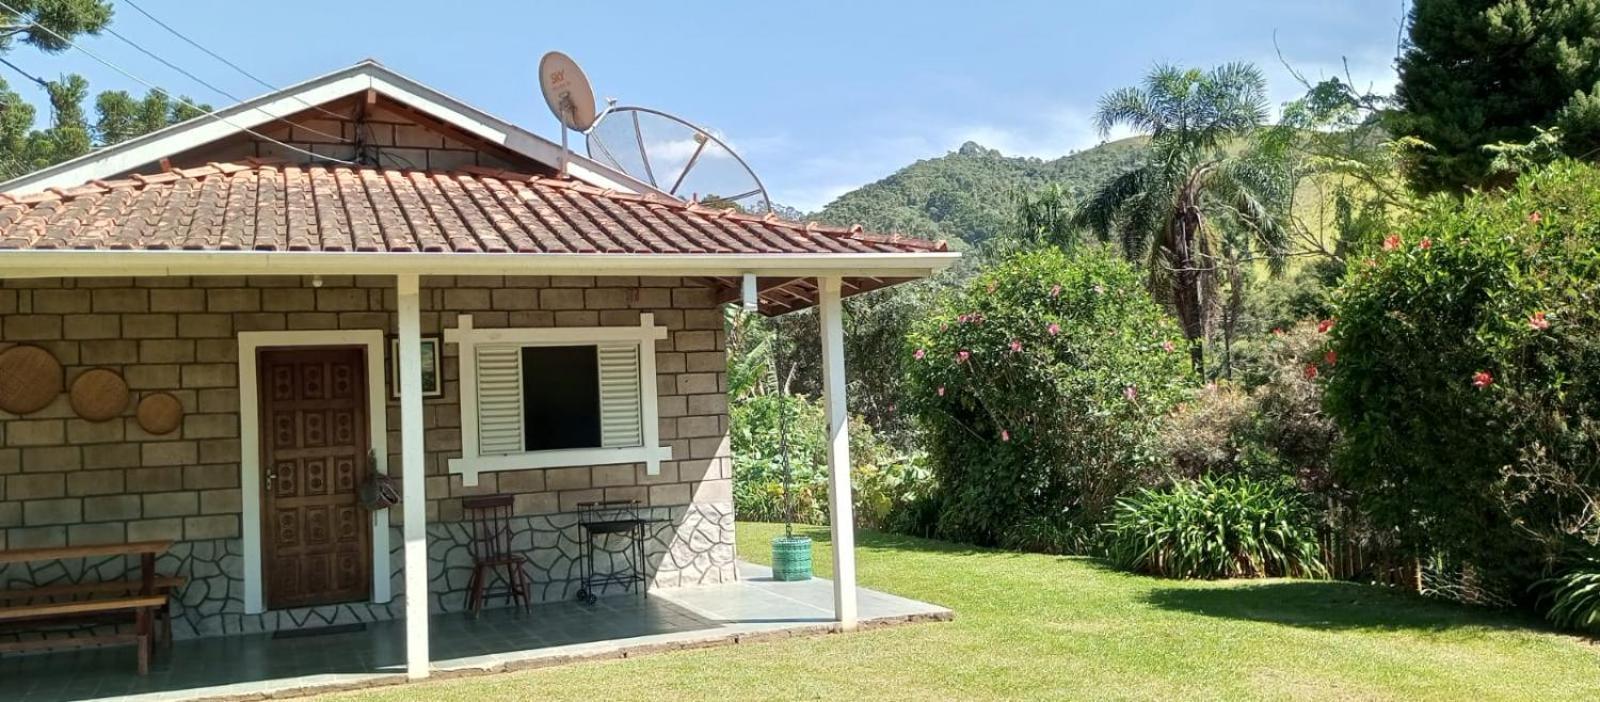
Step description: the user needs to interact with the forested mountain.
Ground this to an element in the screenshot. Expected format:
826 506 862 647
809 137 1148 245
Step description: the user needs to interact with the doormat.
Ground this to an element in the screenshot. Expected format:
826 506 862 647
271 623 368 639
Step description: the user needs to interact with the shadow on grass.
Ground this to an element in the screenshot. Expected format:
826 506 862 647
745 522 1015 560
1143 579 1551 634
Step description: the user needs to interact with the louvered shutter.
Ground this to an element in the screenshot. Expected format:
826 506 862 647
597 342 643 448
475 345 523 455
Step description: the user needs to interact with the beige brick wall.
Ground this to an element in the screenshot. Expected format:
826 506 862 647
0 275 731 551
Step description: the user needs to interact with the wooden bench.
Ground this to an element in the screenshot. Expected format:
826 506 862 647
0 595 167 674
0 575 187 642
0 540 175 675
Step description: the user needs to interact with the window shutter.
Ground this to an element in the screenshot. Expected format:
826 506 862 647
475 345 523 456
597 342 643 448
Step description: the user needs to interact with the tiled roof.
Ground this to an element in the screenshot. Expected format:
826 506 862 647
0 162 946 255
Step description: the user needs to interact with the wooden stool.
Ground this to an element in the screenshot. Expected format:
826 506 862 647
462 495 532 616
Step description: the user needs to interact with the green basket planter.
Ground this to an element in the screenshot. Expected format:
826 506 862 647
770 535 813 581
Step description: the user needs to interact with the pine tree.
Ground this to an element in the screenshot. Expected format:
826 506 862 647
1389 0 1600 193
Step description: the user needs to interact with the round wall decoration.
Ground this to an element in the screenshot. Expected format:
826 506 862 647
69 368 130 422
0 344 64 415
136 392 184 435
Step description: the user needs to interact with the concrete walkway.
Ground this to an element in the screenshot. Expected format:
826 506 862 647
0 563 952 702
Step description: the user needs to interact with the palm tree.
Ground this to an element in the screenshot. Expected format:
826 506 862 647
1073 63 1289 373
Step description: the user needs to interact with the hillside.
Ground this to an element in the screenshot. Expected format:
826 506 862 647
811 137 1148 245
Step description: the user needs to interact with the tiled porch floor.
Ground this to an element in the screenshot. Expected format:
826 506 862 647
0 563 951 702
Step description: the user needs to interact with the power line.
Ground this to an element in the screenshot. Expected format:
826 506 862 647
96 26 347 144
0 0 355 166
118 0 347 124
0 55 47 88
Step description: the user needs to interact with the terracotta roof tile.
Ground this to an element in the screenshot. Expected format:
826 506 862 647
0 163 946 256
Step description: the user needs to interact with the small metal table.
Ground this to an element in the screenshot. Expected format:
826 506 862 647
574 500 660 605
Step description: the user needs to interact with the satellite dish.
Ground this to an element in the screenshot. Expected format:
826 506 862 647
538 52 597 131
585 106 772 214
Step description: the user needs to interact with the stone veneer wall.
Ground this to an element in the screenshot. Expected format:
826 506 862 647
0 274 737 640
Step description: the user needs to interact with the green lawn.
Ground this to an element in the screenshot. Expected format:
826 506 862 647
329 523 1599 701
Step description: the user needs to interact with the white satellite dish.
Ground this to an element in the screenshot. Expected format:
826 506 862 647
538 51 597 131
538 51 598 175
585 105 772 214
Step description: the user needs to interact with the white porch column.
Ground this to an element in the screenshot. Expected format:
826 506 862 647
397 274 430 679
819 276 858 629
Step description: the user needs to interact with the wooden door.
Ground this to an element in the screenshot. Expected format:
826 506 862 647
259 347 372 609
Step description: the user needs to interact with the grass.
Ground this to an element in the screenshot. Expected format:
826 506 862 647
326 523 1600 701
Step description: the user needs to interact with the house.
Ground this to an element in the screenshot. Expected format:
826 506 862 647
0 60 955 680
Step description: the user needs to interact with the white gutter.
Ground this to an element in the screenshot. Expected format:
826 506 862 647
0 250 959 279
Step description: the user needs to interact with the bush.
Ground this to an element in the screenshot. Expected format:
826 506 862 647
906 247 1190 547
730 392 927 529
1106 475 1328 579
1535 561 1600 632
1324 160 1600 596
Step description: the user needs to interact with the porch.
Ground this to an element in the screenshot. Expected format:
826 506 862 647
0 562 951 702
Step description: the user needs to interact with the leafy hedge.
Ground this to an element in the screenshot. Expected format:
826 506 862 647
1324 160 1600 596
905 247 1190 547
1106 475 1327 579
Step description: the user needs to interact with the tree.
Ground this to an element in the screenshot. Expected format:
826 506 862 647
0 0 111 53
1389 0 1600 194
1073 63 1289 373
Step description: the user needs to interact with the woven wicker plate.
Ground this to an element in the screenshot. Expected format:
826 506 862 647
136 392 184 435
0 344 63 415
70 368 130 422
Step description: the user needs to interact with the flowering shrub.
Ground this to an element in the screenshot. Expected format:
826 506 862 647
1324 161 1600 596
905 247 1189 547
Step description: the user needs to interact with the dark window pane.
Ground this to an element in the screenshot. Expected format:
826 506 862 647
521 346 601 451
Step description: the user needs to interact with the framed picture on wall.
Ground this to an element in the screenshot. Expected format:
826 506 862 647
390 336 443 399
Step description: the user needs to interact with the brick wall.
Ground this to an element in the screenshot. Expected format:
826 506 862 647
0 274 732 552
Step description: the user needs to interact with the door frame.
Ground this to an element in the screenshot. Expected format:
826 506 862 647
239 330 390 615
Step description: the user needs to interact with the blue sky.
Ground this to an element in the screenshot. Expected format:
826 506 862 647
5 1 1407 211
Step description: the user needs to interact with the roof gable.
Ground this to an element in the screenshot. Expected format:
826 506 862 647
0 60 651 196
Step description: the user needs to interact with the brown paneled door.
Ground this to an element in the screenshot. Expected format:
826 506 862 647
259 347 372 610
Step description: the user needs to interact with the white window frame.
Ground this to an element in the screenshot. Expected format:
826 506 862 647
443 313 671 486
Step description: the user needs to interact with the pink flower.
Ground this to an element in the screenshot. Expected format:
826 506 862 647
1009 339 1023 353
1317 318 1335 334
1419 237 1433 250
1123 385 1138 402
914 348 926 360
1303 363 1318 380
958 314 969 324
1529 211 1543 224
1050 284 1061 298
957 350 970 364
1000 429 1010 442
1162 340 1175 353
1472 370 1494 389
1529 311 1550 331
936 385 945 396
1047 322 1061 335
1324 350 1338 366
1382 233 1401 251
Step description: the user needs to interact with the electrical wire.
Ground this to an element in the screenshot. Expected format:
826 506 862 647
98 23 349 144
0 0 355 165
0 55 47 88
116 0 352 126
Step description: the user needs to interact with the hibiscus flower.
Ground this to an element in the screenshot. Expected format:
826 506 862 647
1009 339 1022 353
1382 233 1401 251
1303 364 1318 380
913 348 926 360
957 350 970 364
1324 350 1337 366
1528 311 1550 331
1528 211 1542 224
1419 237 1432 250
1472 370 1494 389
1047 322 1061 335
1317 319 1335 334
1162 340 1176 353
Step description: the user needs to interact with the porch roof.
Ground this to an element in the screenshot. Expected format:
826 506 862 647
0 162 954 314
0 162 946 257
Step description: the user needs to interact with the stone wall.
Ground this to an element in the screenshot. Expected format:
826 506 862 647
0 273 737 638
